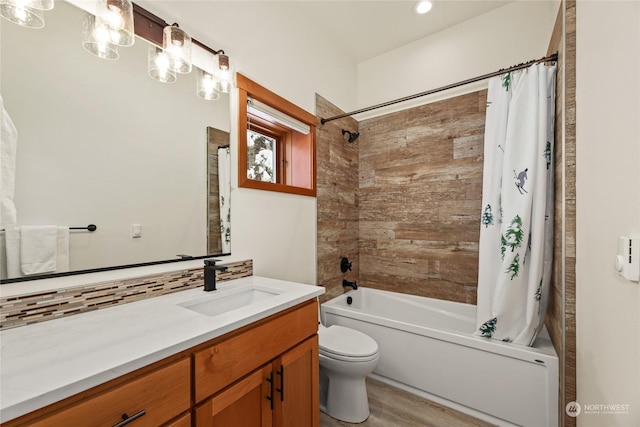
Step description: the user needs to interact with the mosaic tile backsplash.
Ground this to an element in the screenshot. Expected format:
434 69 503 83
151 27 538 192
0 260 253 330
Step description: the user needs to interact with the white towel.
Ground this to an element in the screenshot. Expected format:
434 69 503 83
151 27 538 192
56 226 70 273
4 227 21 279
4 226 70 278
0 95 18 229
20 225 58 275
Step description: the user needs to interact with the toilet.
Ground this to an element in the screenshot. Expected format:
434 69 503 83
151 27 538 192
318 323 379 423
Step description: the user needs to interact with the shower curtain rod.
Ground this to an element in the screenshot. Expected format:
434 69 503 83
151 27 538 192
319 52 558 124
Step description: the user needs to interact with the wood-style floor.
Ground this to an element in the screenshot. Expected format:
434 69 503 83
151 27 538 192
320 378 495 427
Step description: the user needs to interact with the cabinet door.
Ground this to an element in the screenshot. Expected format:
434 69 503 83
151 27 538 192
274 336 319 427
195 364 273 427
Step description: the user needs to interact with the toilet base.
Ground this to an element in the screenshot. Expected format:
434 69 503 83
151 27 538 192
319 356 377 424
324 374 370 423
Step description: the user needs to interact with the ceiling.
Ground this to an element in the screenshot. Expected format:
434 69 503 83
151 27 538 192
294 0 513 62
139 0 513 64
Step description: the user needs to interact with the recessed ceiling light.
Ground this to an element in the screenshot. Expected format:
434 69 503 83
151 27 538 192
415 1 434 15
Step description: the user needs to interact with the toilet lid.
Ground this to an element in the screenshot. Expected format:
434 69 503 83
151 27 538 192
319 325 378 358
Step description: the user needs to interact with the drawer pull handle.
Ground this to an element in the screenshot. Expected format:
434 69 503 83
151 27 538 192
276 365 284 402
113 409 146 427
266 371 274 410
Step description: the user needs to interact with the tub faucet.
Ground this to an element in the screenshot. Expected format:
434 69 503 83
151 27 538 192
342 279 357 290
204 259 228 292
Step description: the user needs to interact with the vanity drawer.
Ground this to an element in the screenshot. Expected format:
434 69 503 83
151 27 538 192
27 358 190 427
194 299 318 403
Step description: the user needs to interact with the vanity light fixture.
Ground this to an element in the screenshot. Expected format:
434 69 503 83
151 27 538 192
148 46 177 83
0 0 53 29
414 0 434 15
212 52 234 94
194 44 232 100
82 0 133 60
163 23 192 74
82 11 119 60
94 0 134 47
197 69 220 100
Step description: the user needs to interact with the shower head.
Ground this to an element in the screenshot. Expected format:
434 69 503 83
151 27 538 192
342 129 360 143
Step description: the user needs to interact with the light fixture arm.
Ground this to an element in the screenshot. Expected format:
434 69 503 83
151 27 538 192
132 3 226 59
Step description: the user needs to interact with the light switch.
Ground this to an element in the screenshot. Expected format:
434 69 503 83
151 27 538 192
131 224 142 238
615 236 639 282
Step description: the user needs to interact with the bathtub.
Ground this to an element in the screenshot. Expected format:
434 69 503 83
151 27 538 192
321 288 558 427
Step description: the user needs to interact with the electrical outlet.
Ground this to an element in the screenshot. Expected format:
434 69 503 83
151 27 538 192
614 236 639 282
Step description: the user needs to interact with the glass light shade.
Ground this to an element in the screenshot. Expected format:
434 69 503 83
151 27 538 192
95 0 134 47
212 53 234 94
148 46 177 83
197 69 220 101
82 11 119 60
0 1 45 28
24 0 53 10
163 25 192 74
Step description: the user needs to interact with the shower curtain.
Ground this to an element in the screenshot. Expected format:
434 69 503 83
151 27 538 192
475 63 556 346
217 146 231 253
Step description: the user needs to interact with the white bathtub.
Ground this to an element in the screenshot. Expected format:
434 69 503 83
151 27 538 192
321 288 558 427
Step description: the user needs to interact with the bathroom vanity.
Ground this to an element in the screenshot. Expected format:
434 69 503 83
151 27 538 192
0 276 324 426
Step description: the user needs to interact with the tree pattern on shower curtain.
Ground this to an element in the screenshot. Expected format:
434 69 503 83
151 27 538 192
475 63 556 346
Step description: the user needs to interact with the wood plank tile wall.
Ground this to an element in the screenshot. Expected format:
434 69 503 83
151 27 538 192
316 95 360 303
545 2 577 426
207 127 229 255
357 92 486 304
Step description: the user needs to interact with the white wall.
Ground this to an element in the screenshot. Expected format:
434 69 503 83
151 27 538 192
576 1 640 425
356 0 559 119
117 1 360 285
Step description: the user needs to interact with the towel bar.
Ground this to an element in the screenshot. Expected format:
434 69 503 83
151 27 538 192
0 224 97 232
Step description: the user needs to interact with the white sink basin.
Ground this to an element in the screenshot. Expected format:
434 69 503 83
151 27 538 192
178 286 284 317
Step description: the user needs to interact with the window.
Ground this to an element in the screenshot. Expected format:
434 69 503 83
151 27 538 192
247 128 277 183
237 74 316 196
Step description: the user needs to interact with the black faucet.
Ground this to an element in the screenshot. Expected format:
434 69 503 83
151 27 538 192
204 259 228 291
342 279 357 290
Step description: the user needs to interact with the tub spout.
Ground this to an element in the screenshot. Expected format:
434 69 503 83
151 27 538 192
342 279 357 290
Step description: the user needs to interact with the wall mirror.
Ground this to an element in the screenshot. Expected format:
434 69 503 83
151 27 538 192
0 1 231 283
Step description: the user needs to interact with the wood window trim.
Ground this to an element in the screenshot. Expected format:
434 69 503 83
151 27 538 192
237 73 317 197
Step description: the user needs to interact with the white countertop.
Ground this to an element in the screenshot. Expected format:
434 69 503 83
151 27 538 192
0 276 324 423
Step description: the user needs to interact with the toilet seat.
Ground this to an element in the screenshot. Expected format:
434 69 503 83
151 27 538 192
319 325 378 362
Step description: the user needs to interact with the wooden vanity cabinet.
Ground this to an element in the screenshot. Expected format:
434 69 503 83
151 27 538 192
2 299 319 427
195 336 319 427
194 300 319 427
